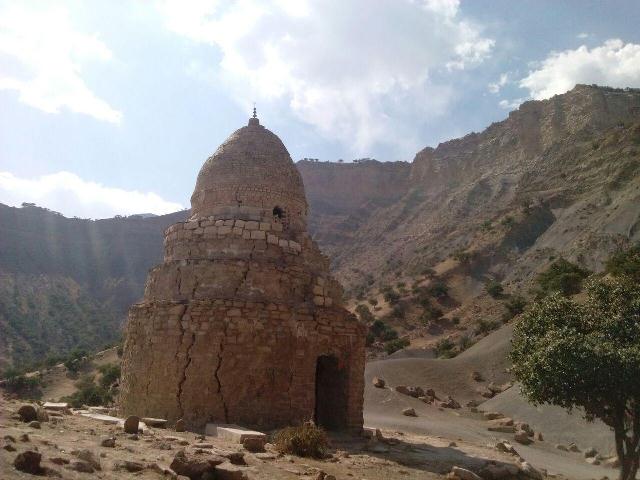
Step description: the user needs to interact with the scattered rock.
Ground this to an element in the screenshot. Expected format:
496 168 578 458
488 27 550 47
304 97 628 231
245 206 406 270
242 436 265 452
124 415 140 433
128 433 139 440
515 422 534 436
100 436 116 448
170 449 225 480
471 371 484 382
28 420 41 429
402 407 417 417
142 417 168 428
68 461 95 473
586 457 601 465
36 407 49 422
372 376 386 388
440 396 461 409
175 418 186 432
466 399 481 407
487 426 516 433
4 443 17 452
395 385 410 395
76 449 101 471
50 457 70 465
603 457 620 469
122 460 146 472
487 417 514 427
556 444 568 451
19 433 30 442
14 450 43 474
483 412 503 420
584 447 598 458
17 404 38 422
495 441 518 455
519 462 544 480
480 463 519 479
215 461 248 480
568 443 580 452
448 441 457 447
479 388 495 398
451 466 483 480
514 430 533 445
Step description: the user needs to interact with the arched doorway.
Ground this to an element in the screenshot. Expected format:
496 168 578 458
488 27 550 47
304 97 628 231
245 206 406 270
314 355 348 430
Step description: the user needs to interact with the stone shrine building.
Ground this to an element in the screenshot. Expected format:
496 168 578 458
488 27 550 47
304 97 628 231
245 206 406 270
119 112 366 432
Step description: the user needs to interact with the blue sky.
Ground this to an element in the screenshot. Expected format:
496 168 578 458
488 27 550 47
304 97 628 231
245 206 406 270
1 0 639 218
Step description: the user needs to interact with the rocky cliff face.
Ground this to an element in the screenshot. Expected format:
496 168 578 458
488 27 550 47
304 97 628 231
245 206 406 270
309 85 640 295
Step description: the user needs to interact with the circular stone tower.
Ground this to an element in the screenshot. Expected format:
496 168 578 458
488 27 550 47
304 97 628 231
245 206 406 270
119 114 366 432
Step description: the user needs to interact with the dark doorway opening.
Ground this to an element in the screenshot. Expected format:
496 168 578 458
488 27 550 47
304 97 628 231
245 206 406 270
314 355 348 430
273 206 284 218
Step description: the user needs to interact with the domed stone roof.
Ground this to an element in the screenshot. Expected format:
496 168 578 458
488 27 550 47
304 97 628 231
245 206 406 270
190 116 308 229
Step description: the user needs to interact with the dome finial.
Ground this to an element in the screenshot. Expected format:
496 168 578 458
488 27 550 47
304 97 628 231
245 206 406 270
248 102 260 126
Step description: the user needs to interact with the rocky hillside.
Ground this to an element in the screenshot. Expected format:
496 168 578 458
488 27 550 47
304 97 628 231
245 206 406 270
0 205 189 369
2 84 639 370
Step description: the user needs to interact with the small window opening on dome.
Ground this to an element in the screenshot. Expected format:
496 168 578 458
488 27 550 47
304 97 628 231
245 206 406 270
273 206 284 219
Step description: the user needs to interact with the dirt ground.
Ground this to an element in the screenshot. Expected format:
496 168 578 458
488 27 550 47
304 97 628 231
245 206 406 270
1 397 534 480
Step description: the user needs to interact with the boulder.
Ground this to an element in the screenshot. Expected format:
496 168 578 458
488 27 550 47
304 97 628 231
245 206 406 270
487 417 513 427
471 371 483 382
534 432 543 441
585 457 600 465
556 444 568 451
372 377 386 388
14 450 43 474
568 443 580 452
124 415 140 434
170 449 225 480
515 422 533 436
407 386 424 398
28 420 41 429
402 407 417 417
36 407 49 422
451 466 483 480
17 404 37 422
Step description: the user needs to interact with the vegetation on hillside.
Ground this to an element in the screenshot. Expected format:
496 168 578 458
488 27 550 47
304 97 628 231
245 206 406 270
535 258 591 297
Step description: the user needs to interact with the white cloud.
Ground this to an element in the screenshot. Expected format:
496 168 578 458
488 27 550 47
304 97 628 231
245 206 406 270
577 32 589 39
0 3 121 123
498 97 526 110
520 39 640 100
488 73 509 94
156 0 493 154
0 171 183 219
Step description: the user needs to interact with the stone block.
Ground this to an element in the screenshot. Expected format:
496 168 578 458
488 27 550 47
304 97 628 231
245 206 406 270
313 285 324 295
267 234 278 245
314 296 324 306
205 424 266 444
278 239 288 247
250 230 266 240
218 226 232 235
272 222 283 232
259 222 271 231
245 221 259 230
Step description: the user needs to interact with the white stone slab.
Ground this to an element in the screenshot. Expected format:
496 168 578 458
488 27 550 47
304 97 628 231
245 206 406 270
80 412 121 425
43 402 69 411
205 423 266 443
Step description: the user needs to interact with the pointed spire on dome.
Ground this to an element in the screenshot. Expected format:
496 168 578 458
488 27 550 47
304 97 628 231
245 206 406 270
249 102 259 126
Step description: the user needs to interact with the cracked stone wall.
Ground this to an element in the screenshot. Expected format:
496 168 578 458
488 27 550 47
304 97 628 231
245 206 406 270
119 117 366 432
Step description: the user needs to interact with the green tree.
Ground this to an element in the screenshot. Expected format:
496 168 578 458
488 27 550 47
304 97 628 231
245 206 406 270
536 258 591 297
485 280 504 298
511 277 640 480
606 243 640 282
